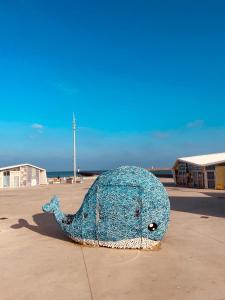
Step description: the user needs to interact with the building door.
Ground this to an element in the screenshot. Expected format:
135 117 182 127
14 176 20 188
31 179 37 186
197 172 204 188
97 185 142 247
3 171 10 187
192 171 204 188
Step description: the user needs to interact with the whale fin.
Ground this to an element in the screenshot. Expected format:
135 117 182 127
42 196 59 213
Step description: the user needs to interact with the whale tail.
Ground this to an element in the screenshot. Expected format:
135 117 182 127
42 196 67 227
42 196 60 213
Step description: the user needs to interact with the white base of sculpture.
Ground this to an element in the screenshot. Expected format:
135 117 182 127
70 236 160 250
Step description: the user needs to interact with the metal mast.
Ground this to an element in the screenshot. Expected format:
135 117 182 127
72 112 76 183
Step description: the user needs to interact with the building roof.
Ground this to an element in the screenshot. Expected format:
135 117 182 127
173 152 225 167
0 163 46 171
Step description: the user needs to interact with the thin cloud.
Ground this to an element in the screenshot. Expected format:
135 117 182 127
31 123 44 130
186 119 204 128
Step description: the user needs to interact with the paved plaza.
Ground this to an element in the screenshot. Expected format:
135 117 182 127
1 178 225 300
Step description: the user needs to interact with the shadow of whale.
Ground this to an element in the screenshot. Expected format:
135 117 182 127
170 195 225 218
11 213 72 242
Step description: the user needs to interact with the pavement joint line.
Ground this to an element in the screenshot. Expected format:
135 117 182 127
194 229 225 246
80 246 94 300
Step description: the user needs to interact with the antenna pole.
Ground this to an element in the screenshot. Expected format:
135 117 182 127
72 113 76 183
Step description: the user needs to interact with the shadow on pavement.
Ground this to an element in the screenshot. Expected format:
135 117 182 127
11 194 225 240
203 192 225 198
170 196 225 218
11 213 71 242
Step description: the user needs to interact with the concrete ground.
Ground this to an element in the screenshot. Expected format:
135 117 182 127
1 178 225 300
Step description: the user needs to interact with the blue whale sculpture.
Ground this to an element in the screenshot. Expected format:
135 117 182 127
42 166 170 249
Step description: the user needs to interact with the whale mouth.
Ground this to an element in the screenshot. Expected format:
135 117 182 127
69 237 160 250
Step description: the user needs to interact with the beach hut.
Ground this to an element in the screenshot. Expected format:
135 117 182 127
173 153 225 189
0 163 48 188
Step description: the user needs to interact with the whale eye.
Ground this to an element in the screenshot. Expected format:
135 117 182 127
148 223 157 231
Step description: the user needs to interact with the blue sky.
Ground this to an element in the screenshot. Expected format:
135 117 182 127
0 0 225 171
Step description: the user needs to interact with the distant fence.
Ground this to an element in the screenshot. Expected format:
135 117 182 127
146 168 173 178
47 169 173 179
78 169 173 178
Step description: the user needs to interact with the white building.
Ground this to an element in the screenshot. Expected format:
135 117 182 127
173 152 225 189
0 163 48 188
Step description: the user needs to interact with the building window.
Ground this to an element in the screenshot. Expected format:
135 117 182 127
206 165 215 171
207 171 215 189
